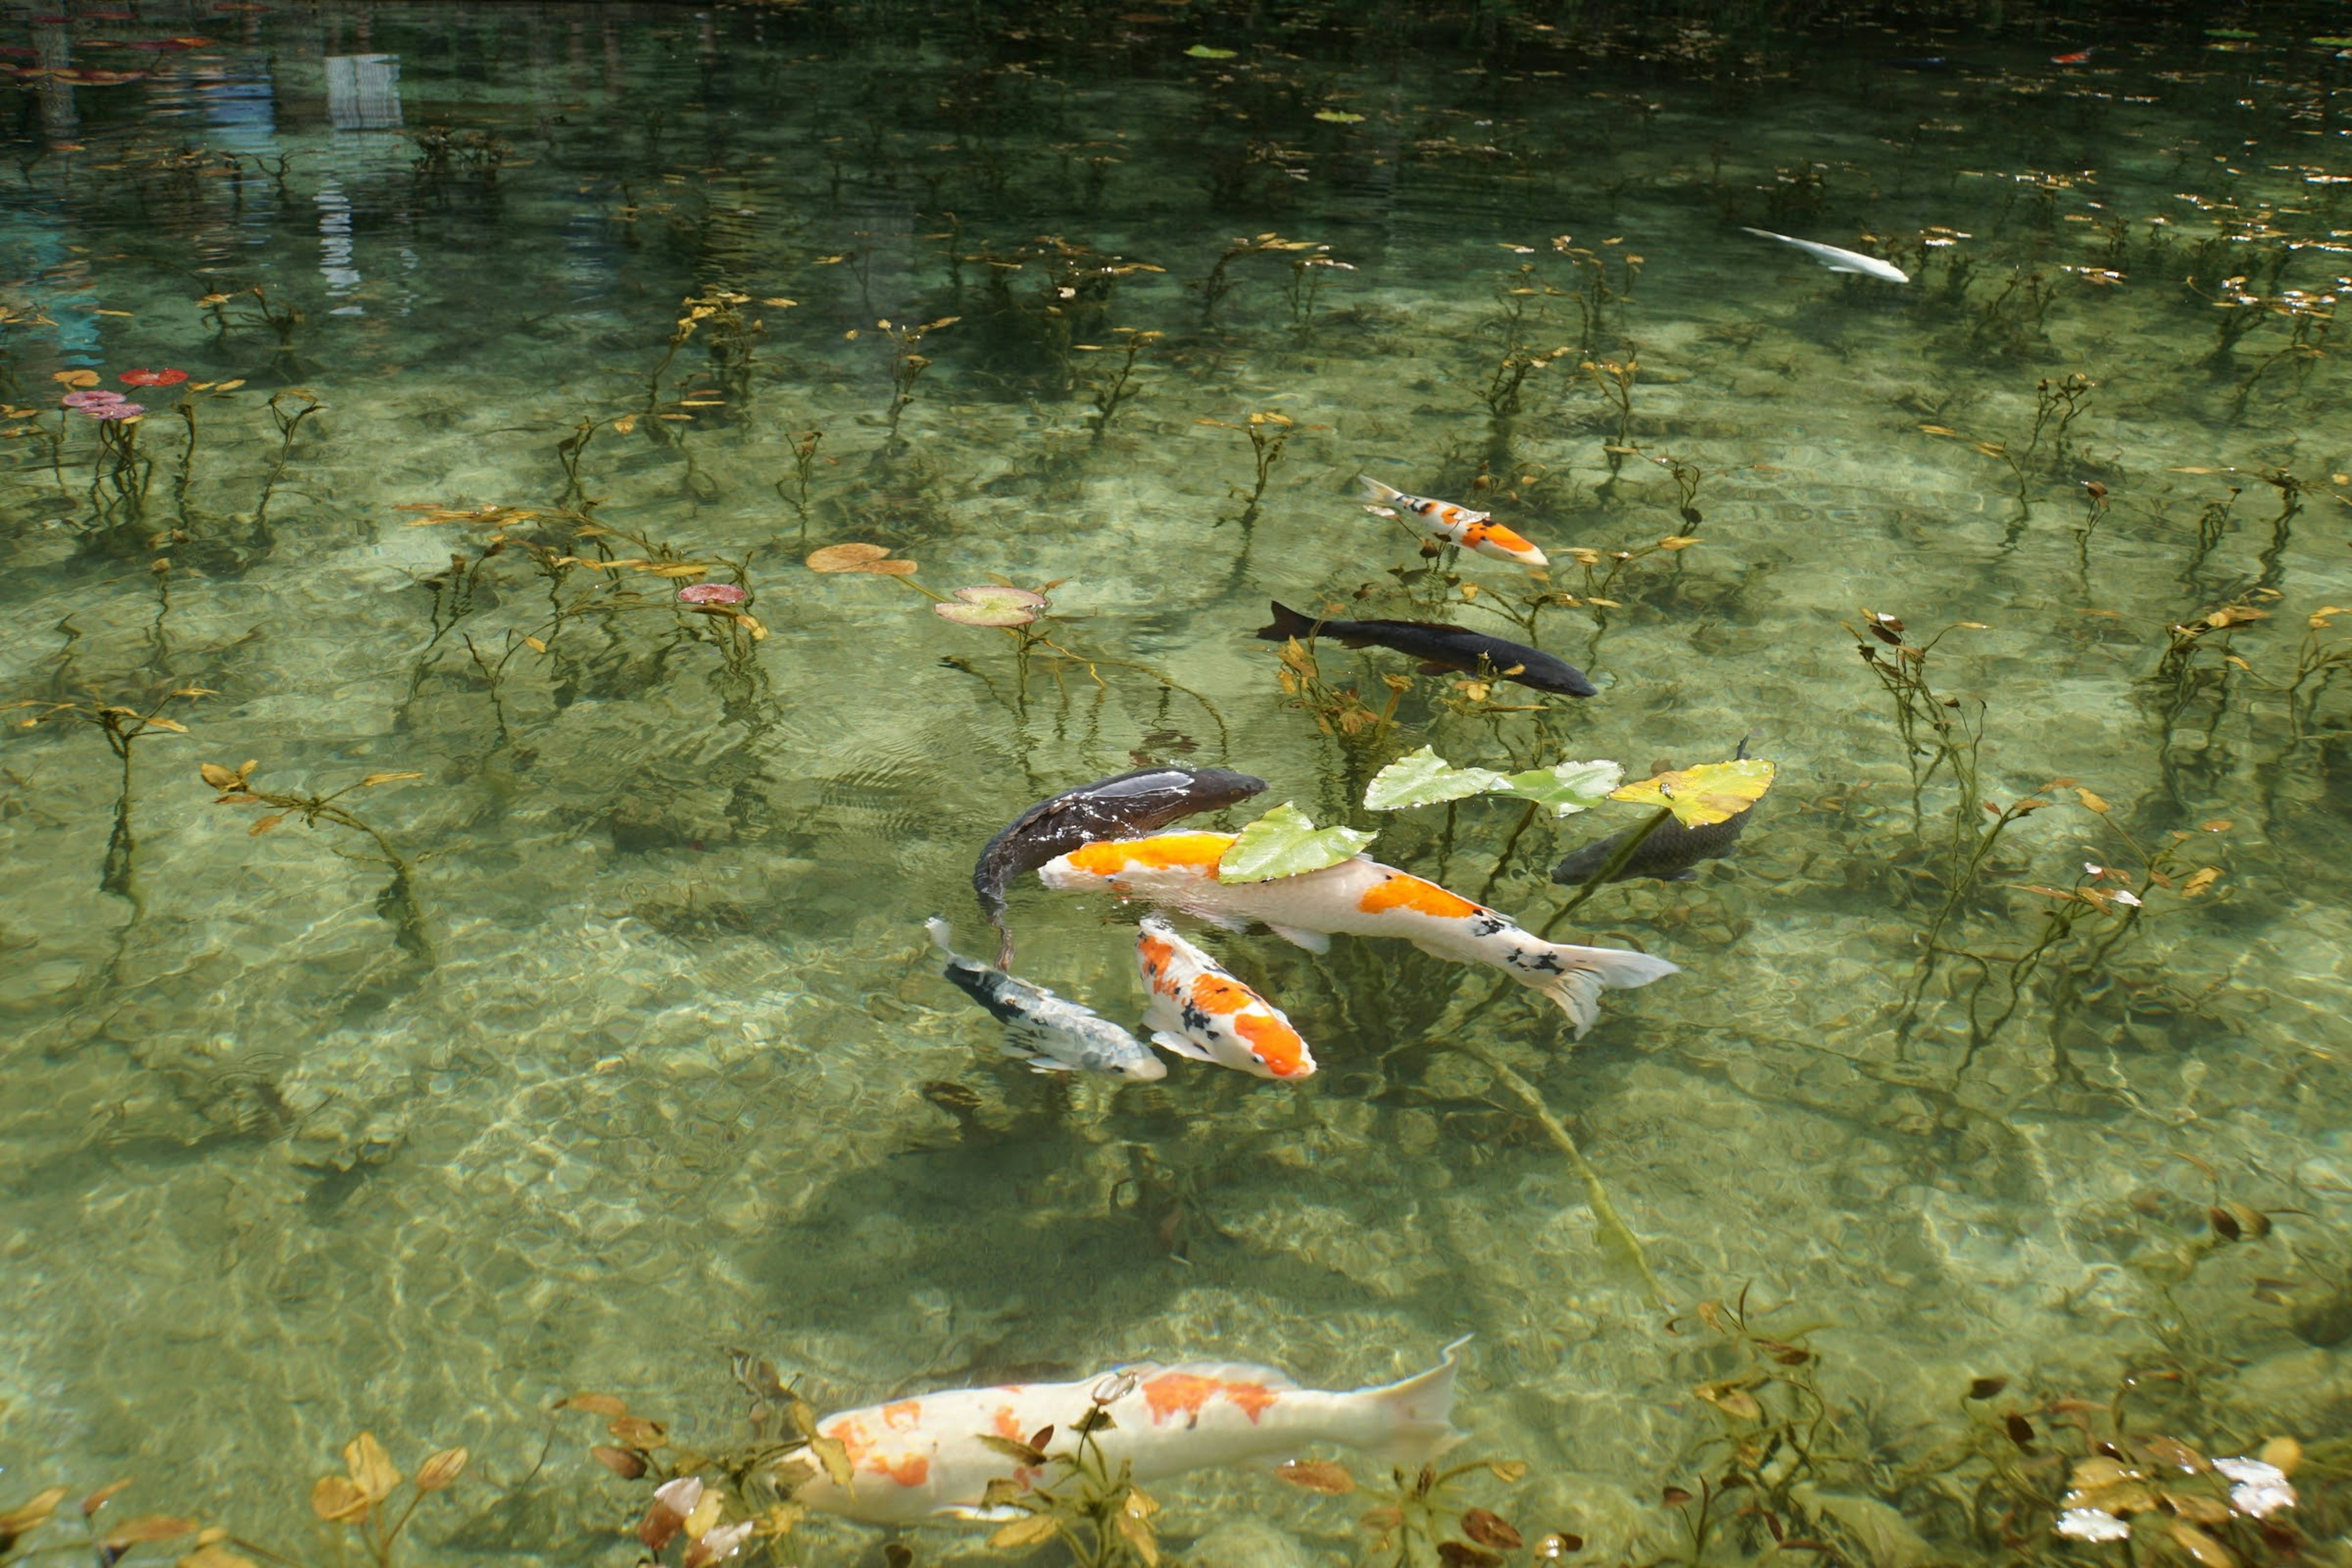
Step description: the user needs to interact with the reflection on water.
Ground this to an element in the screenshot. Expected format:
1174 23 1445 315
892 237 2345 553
2 1 2351 1563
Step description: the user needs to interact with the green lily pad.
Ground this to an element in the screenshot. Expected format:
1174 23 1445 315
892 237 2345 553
1364 747 1514 810
1610 758 1776 827
933 584 1049 628
1314 109 1365 124
1218 802 1376 883
2313 34 2352 44
2204 26 2257 37
1501 759 1624 817
1185 44 1238 58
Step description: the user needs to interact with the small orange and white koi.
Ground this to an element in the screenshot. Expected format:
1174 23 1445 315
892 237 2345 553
1357 474 1548 567
1039 833 1677 1036
1136 915 1314 1080
791 1338 1469 1526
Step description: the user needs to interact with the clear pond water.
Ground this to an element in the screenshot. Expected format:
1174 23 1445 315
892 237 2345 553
2 1 2352 1564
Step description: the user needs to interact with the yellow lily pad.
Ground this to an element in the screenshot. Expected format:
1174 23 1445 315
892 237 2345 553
1608 758 1775 827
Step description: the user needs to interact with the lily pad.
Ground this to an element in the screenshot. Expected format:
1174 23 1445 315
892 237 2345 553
1218 802 1376 883
934 585 1049 628
1314 109 1365 124
1502 759 1624 817
807 542 910 573
1185 44 1238 58
1365 748 1515 810
1609 758 1776 827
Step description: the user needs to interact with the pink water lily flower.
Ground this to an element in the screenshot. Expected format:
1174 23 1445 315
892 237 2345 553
61 388 127 409
678 582 748 606
119 367 188 387
87 401 144 421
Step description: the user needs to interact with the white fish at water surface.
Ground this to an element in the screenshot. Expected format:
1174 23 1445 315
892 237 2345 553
1740 227 1910 283
788 1337 1470 1526
924 918 1166 1081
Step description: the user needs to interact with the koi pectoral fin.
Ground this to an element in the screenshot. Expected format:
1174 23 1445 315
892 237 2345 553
1265 923 1333 954
1150 1030 1217 1063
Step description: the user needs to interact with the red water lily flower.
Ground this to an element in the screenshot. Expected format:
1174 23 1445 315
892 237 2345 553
119 368 187 387
677 582 748 605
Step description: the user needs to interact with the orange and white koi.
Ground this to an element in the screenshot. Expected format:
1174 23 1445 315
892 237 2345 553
791 1338 1468 1526
1357 475 1548 567
1135 915 1314 1080
1039 834 1677 1036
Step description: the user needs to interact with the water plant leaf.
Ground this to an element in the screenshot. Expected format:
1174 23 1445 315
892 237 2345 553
199 763 243 789
80 1481 132 1517
1364 747 1513 809
1609 758 1774 827
989 1513 1061 1548
1968 1377 2008 1400
249 815 284 835
557 1393 628 1416
1463 1510 1524 1550
1695 1381 1763 1420
1314 109 1365 123
807 543 898 573
342 1434 399 1502
1502 760 1623 817
0 1487 67 1534
100 1516 194 1548
1184 44 1237 58
310 1476 369 1523
2180 867 2222 897
1438 1544 1502 1568
808 1435 854 1490
977 1434 1049 1466
590 1446 647 1479
1115 1507 1161 1567
53 369 99 388
179 1547 257 1568
607 1416 666 1449
1486 1460 1530 1483
2171 1522 2237 1568
935 585 1048 627
1218 802 1375 882
358 772 424 788
1537 1533 1585 1557
1276 1460 1356 1494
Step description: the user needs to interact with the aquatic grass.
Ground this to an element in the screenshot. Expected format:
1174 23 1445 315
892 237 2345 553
199 760 435 966
1080 328 1159 443
4 684 206 914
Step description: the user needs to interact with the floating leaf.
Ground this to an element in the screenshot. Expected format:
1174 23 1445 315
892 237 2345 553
2180 867 2222 897
1276 1460 1357 1494
1486 1460 1530 1483
607 1415 667 1449
1968 1377 2009 1400
935 585 1049 628
590 1446 647 1479
100 1516 194 1548
310 1476 369 1523
1314 109 1365 123
80 1481 132 1518
2171 1522 2237 1568
611 414 637 434
1364 747 1515 809
343 1434 399 1503
179 1547 257 1568
806 542 895 573
1502 759 1623 817
358 772 424 788
2076 788 2111 814
557 1393 628 1417
989 1513 1061 1549
53 369 99 388
1438 1544 1502 1568
1610 758 1774 827
249 814 284 836
1695 1381 1763 1420
199 763 243 789
1463 1509 1525 1550
0 1488 67 1535
1218 802 1376 883
1185 44 1238 58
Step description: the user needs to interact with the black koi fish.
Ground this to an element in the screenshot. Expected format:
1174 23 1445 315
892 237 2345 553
974 765 1267 965
1551 737 1760 885
1255 601 1599 697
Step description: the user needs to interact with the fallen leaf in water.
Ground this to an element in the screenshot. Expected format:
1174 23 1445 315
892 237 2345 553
1276 1460 1356 1494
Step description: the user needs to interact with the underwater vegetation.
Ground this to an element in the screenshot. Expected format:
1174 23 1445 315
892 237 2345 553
7 1 2352 1567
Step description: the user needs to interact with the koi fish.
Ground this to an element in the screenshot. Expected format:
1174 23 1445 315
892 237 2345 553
792 1337 1469 1526
1135 916 1314 1080
1740 227 1909 284
1257 601 1597 698
1039 835 1678 1036
974 766 1267 966
1552 736 1760 886
925 919 1166 1081
1357 475 1548 566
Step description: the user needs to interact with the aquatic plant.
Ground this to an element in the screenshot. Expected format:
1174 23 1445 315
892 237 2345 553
199 284 305 366
254 388 324 532
875 315 959 452
1081 328 1159 442
1194 232 1324 325
556 1379 820 1566
975 1387 1166 1567
1275 1452 1559 1568
1197 410 1296 529
772 427 827 537
0 1430 467 1568
199 760 435 965
4 684 206 908
1579 356 1639 477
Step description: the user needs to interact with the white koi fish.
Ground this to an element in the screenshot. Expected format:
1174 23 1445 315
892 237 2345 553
793 1337 1469 1526
925 918 1166 1081
1740 227 1909 284
1357 475 1548 567
1039 834 1677 1037
1135 915 1314 1080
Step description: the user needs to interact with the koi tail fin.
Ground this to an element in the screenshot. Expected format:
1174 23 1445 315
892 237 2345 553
1256 600 1320 643
1523 944 1680 1039
1354 473 1404 506
1353 1335 1471 1470
924 916 958 956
